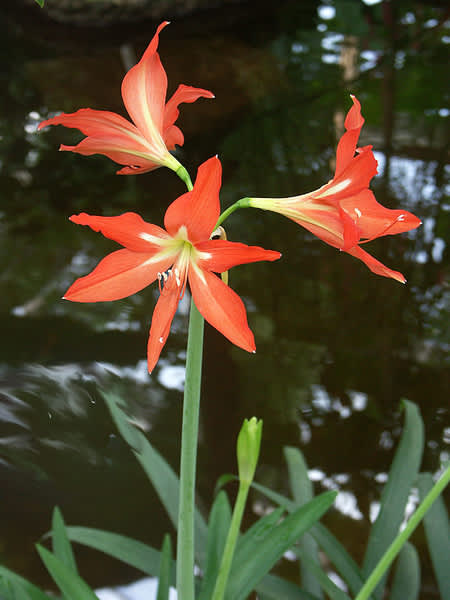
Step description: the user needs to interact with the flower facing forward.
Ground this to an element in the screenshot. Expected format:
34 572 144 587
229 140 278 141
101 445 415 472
64 157 281 372
248 96 421 283
39 22 214 175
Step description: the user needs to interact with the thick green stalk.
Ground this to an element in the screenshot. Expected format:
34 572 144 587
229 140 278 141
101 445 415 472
355 463 450 600
176 293 204 600
174 162 201 600
211 482 250 600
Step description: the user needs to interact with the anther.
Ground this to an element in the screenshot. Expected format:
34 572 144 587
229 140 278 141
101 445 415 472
354 208 362 218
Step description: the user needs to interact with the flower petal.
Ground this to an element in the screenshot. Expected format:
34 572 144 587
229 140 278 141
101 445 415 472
195 239 281 272
189 267 255 352
64 248 173 302
317 146 378 202
163 124 184 150
163 84 215 134
69 212 171 252
121 22 168 143
345 245 406 283
38 108 141 138
164 156 221 242
341 190 422 240
59 136 158 170
334 95 364 178
147 277 180 373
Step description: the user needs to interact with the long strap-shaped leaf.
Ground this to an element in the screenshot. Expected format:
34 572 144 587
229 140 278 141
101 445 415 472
251 481 365 596
103 391 208 566
66 526 173 581
255 573 319 600
417 472 450 599
225 491 336 600
390 542 420 600
362 400 424 599
285 446 324 599
0 567 53 600
36 545 99 600
198 491 232 600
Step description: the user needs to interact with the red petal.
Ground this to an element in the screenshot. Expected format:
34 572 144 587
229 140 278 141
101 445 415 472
317 146 377 202
121 22 168 141
38 108 140 137
188 267 255 352
334 95 364 178
69 212 170 252
339 204 361 250
59 136 157 170
163 124 184 150
195 239 281 272
164 156 221 243
345 245 406 283
64 248 173 302
341 190 422 240
147 277 180 373
163 84 215 133
116 164 159 175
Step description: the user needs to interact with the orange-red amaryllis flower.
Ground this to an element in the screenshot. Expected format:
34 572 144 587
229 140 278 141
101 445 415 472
248 95 421 283
38 22 214 175
64 157 281 372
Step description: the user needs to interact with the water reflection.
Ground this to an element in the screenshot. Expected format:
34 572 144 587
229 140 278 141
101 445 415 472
0 0 448 596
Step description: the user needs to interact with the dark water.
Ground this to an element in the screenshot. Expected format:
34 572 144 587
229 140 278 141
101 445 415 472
0 1 448 597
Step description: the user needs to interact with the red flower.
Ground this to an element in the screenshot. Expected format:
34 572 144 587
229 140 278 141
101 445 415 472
38 22 214 175
64 157 281 372
248 96 421 283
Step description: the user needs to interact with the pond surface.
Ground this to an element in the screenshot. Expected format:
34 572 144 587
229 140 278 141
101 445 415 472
0 1 448 598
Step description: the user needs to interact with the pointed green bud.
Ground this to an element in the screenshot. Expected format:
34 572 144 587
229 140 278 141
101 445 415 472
237 417 263 486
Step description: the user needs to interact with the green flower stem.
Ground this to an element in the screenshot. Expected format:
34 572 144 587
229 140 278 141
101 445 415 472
212 481 251 600
176 164 194 191
176 296 204 600
355 463 450 600
215 197 251 229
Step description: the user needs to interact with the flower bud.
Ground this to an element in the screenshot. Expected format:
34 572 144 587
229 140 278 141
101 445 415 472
237 417 263 486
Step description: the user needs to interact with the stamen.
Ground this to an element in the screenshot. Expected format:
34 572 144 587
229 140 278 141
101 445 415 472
354 208 362 218
174 267 181 287
360 213 408 244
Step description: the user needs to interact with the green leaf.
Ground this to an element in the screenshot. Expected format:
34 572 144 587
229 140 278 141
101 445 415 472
390 542 420 600
52 507 78 574
0 578 34 600
36 544 99 600
66 526 172 580
251 481 365 597
225 491 337 600
295 553 351 600
417 472 450 599
255 573 320 599
103 391 208 565
312 523 365 597
362 400 424 599
285 446 323 598
232 506 285 567
156 535 173 600
0 567 53 600
34 0 44 6
199 491 232 600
